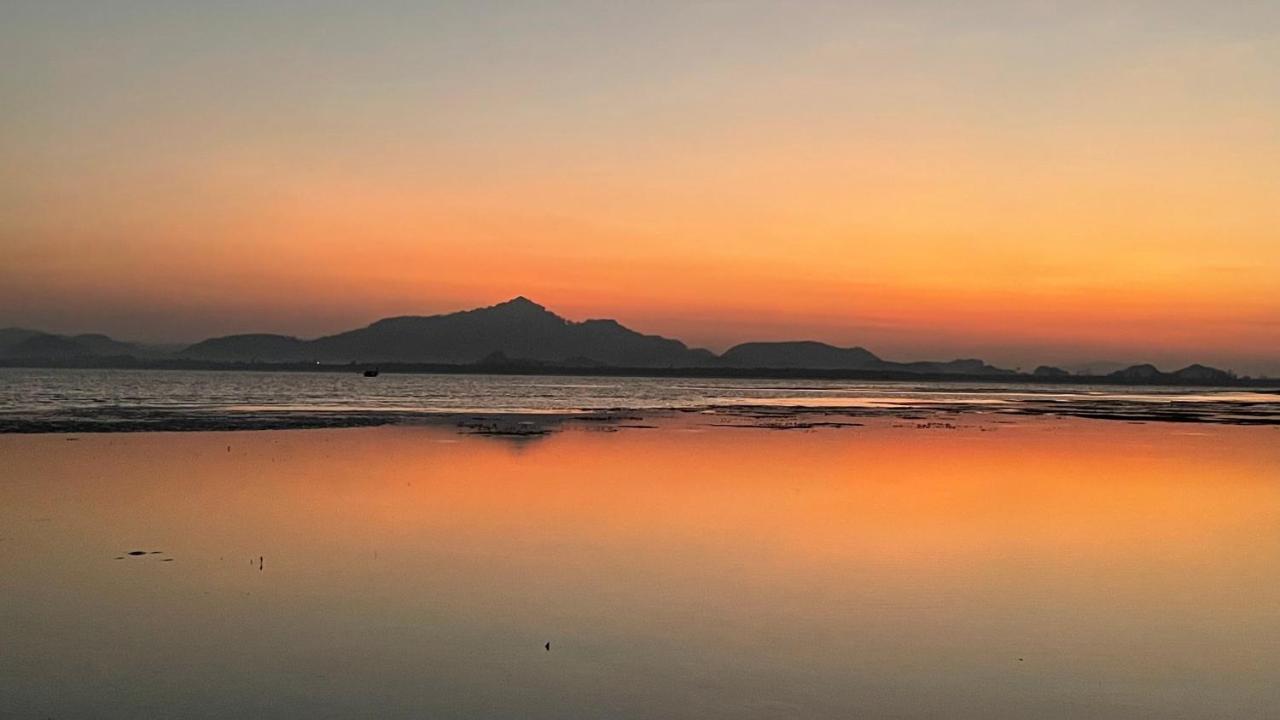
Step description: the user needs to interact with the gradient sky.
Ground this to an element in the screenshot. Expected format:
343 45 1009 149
2 1 1277 373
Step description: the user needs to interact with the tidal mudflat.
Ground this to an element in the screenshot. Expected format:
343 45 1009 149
2 416 1278 719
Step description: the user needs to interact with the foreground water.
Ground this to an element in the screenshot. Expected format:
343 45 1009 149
2 368 1279 431
2 418 1278 718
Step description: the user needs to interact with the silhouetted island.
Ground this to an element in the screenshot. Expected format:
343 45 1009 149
1 297 1270 387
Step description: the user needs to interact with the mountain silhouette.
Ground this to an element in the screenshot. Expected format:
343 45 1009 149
3 300 1248 383
722 341 1010 375
178 299 1013 374
1033 365 1070 378
0 329 145 359
1171 364 1236 382
722 341 882 369
181 297 717 367
178 334 310 362
1107 363 1236 383
0 328 44 353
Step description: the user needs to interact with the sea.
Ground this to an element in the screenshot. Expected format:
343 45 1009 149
2 367 1278 431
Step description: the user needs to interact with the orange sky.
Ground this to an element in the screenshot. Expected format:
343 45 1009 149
2 2 1277 372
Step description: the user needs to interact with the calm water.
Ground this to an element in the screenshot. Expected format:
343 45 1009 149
2 368 1278 430
2 420 1278 718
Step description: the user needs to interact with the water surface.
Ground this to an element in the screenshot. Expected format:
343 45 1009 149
2 368 1278 431
2 418 1278 718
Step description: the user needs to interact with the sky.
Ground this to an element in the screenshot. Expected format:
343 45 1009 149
2 1 1278 373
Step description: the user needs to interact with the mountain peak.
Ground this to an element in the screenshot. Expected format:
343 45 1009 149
480 296 555 317
478 295 558 320
497 295 544 310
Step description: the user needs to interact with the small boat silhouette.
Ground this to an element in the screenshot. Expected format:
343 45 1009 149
363 369 380 377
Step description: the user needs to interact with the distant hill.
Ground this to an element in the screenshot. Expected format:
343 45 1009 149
6 333 90 359
1107 363 1237 384
181 303 1012 374
2 301 1254 384
179 334 311 362
70 333 145 356
1171 364 1237 382
1033 365 1070 378
722 341 882 370
0 328 44 354
0 328 151 360
722 340 1011 375
181 297 718 368
1063 361 1131 376
891 358 1012 376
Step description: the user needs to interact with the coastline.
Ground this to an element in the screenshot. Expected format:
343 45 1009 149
3 358 1275 389
3 397 1279 435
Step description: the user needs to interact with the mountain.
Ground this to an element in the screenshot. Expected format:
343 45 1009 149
722 341 881 370
7 302 1247 383
1108 363 1163 381
1106 363 1237 383
179 334 310 362
891 358 1012 376
5 334 90 359
68 333 143 356
1171 364 1236 382
1033 365 1071 378
181 297 718 367
1063 361 1132 377
178 297 1011 373
722 341 880 369
0 329 148 360
0 328 44 354
722 340 1011 375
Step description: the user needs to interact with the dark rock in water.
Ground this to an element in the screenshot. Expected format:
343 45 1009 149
545 642 551 651
149 551 163 554
162 558 174 562
127 550 147 556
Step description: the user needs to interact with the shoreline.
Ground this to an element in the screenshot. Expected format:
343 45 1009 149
3 361 1276 389
3 396 1279 435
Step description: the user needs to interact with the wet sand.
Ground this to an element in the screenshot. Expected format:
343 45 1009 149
2 417 1279 718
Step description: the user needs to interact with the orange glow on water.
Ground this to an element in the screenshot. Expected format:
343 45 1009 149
3 420 1279 716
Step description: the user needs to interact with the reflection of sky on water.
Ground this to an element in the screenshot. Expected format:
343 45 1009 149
2 421 1278 719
